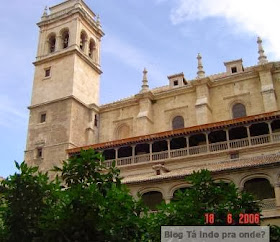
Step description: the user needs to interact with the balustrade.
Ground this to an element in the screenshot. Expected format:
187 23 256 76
251 134 270 145
261 198 276 210
135 153 150 163
103 132 280 168
272 132 280 142
189 145 207 155
229 138 249 149
209 141 228 152
117 157 132 166
152 151 168 161
170 148 188 158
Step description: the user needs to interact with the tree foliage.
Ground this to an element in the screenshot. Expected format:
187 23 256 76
146 169 261 241
0 150 146 241
0 150 279 241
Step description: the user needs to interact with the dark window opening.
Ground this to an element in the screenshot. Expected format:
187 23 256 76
231 66 237 73
40 113 46 123
172 116 184 130
80 32 87 51
152 140 168 152
229 126 247 140
89 39 95 59
208 130 226 143
142 191 163 210
49 35 56 53
170 137 186 150
232 103 246 119
271 120 280 132
62 31 69 49
103 149 115 160
244 178 275 200
189 133 206 147
230 152 239 159
135 143 149 155
45 68 51 77
94 114 98 127
174 80 178 86
118 146 132 158
37 148 43 158
249 123 269 136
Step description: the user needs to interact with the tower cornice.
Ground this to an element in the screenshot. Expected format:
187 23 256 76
33 46 102 75
38 2 104 38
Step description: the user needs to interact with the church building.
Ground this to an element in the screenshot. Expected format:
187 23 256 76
25 0 280 224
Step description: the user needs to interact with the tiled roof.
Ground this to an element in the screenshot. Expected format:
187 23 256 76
67 110 280 154
122 153 280 184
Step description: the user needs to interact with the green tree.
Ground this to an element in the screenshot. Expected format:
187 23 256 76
0 162 53 241
0 150 147 242
146 169 261 241
270 225 280 242
45 149 146 241
1 152 278 242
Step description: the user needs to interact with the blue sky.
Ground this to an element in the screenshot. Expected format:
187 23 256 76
1 0 279 178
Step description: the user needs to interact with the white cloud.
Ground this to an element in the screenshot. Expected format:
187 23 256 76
170 0 280 58
102 33 166 84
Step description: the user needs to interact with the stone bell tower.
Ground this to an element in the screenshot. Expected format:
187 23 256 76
25 0 104 172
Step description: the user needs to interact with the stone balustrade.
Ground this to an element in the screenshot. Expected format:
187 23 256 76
104 132 280 167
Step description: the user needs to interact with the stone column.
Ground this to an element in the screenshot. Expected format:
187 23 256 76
115 148 118 163
57 35 62 50
55 35 60 51
186 136 189 155
167 139 171 159
267 121 273 142
246 126 251 146
149 142 153 161
84 39 89 55
225 129 230 150
132 145 136 164
205 132 209 152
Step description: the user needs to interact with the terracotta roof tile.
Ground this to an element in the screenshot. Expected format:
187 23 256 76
122 153 280 184
67 110 280 154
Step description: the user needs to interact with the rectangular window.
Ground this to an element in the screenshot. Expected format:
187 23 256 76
94 114 98 127
231 66 237 73
40 113 46 123
37 148 43 158
230 152 239 159
174 80 178 86
45 68 51 77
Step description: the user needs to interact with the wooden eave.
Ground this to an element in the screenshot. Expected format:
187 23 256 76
67 110 280 154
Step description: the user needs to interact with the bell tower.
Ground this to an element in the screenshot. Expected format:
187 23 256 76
25 0 104 172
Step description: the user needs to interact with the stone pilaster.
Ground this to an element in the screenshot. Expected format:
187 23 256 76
256 64 277 112
135 92 154 136
194 78 212 125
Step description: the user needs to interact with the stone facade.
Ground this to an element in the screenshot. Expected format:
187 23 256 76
25 0 280 224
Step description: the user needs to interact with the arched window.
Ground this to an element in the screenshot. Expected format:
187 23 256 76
48 34 56 53
142 191 163 210
172 116 184 130
116 124 130 140
80 31 87 51
232 103 246 118
61 29 69 49
244 178 275 200
89 39 96 59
